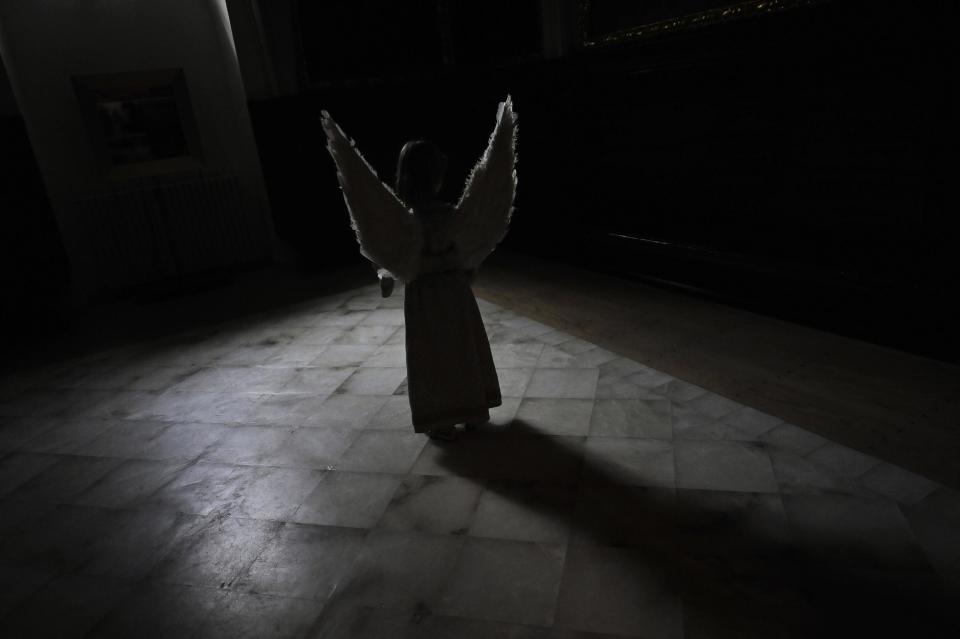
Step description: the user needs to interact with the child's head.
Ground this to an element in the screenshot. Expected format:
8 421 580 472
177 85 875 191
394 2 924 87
395 140 447 207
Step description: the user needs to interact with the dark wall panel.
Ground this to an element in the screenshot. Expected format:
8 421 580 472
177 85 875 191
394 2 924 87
249 0 958 359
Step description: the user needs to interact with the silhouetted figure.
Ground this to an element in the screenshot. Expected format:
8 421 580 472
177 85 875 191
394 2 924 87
322 97 518 440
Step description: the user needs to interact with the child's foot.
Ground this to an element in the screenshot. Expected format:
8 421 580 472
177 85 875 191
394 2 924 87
426 426 458 441
379 275 395 298
464 418 488 431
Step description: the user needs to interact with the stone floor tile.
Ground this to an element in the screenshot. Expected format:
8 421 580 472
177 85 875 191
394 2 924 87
307 394 389 429
0 498 56 541
149 515 282 588
311 310 368 327
358 309 405 326
436 537 565 626
759 421 830 456
301 605 417 639
85 582 224 639
590 398 671 438
377 475 483 535
679 390 743 419
555 337 597 355
280 367 357 396
194 591 325 639
0 452 62 496
488 397 522 427
536 345 585 368
344 295 383 311
124 366 202 392
133 390 261 424
0 573 128 639
904 487 960 571
0 504 115 572
360 344 407 367
515 398 594 436
78 509 203 580
237 522 366 600
767 449 870 497
19 417 114 455
468 479 573 544
335 529 464 610
554 544 682 638
622 366 674 390
411 431 585 483
597 357 646 381
496 367 534 397
0 416 56 452
12 456 122 504
858 461 940 505
200 425 294 466
535 328 575 347
365 396 414 430
291 325 348 346
570 483 677 548
333 325 399 346
595 376 663 399
720 406 783 438
806 441 881 479
235 466 326 521
271 427 360 470
653 379 708 402
146 462 259 516
293 471 401 528
245 393 335 427
525 368 599 399
675 440 778 493
75 459 189 509
491 343 545 368
76 419 172 459
386 326 407 344
584 437 675 488
337 367 406 395
335 431 427 474
0 561 57 618
671 405 742 441
783 493 926 570
169 366 281 393
672 488 792 551
267 343 329 366
137 422 233 461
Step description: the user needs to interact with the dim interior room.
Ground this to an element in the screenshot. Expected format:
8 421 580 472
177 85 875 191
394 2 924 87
0 0 958 637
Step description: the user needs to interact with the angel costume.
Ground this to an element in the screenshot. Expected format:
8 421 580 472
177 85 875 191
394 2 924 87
322 97 517 434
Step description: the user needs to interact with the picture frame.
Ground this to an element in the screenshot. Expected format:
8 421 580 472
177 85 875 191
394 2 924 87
72 68 204 179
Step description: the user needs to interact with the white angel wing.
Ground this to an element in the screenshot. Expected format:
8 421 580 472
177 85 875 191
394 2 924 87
321 111 421 282
452 95 518 270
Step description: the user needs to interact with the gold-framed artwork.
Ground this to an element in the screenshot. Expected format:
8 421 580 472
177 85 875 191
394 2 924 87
580 0 831 48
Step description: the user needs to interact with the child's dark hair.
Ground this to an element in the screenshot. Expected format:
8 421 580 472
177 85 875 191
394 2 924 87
395 140 447 207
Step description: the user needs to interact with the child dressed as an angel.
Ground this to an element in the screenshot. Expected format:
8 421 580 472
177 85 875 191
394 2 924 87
322 97 517 441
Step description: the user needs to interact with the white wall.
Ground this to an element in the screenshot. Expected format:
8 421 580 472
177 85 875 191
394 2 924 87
0 0 275 292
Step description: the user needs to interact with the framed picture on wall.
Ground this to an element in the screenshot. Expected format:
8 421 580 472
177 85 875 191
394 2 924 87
72 68 203 179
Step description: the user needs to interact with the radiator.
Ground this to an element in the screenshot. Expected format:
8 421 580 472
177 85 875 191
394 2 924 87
73 174 268 292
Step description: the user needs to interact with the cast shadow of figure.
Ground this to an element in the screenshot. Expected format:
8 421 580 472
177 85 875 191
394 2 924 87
432 419 959 638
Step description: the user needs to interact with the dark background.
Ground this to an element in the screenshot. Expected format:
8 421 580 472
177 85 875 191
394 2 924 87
2 0 957 361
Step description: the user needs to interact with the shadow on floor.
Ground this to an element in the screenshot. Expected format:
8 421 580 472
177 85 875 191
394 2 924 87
2 262 374 377
433 420 959 638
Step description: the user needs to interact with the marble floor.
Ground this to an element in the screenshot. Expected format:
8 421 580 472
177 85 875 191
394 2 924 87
1 282 958 638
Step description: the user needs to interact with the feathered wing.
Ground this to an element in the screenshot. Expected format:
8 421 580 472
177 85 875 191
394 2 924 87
321 111 421 282
453 95 518 270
